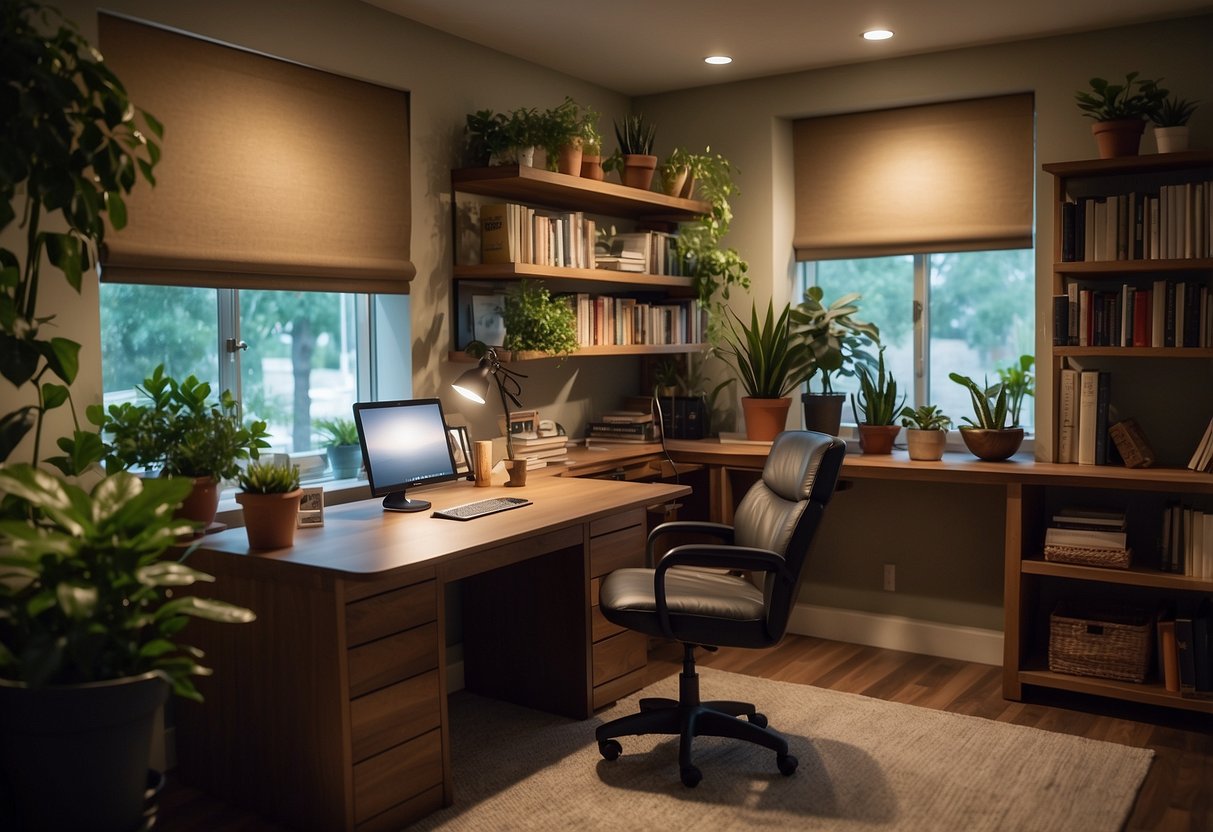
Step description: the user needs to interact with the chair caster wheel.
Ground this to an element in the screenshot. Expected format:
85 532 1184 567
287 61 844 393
599 739 622 761
777 753 798 776
748 712 768 728
680 765 702 788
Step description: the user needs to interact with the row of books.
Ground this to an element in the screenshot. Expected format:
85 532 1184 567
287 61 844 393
600 230 682 276
1059 181 1213 263
1164 503 1213 579
585 410 661 444
565 293 707 347
504 409 570 467
1056 368 1113 465
481 203 598 270
1052 279 1213 348
1158 599 1213 699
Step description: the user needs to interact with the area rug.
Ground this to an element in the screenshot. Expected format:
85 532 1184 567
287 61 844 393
409 667 1152 831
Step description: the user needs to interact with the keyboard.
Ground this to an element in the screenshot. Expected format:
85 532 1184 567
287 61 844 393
432 496 532 521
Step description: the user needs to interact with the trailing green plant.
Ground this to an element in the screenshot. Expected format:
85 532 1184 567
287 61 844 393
850 347 905 426
717 300 812 399
540 96 600 169
507 106 544 149
501 280 578 357
0 0 162 474
659 147 692 193
790 286 881 394
92 364 271 481
315 416 359 447
614 113 656 156
238 459 301 494
949 372 1011 430
601 147 624 176
899 404 952 431
995 354 1034 427
1075 72 1167 121
1151 95 1198 127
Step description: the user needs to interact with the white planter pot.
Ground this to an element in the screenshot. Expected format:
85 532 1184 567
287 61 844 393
1153 126 1189 154
905 428 948 461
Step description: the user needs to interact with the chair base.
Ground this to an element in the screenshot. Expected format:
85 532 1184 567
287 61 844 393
595 644 798 787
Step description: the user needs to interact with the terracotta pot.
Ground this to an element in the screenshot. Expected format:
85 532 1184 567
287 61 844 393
661 165 689 196
680 172 696 199
175 475 220 527
580 154 604 180
557 140 583 176
235 489 303 550
741 397 791 442
959 427 1024 461
1153 125 1189 154
621 154 657 190
1091 119 1145 159
857 424 900 454
802 393 846 436
905 428 948 461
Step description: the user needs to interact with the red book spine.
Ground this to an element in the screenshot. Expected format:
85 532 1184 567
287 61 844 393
1132 290 1151 348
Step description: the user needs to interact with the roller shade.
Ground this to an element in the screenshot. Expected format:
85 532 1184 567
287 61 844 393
98 14 414 293
793 94 1034 260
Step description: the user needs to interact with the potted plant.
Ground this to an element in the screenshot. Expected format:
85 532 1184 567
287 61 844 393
996 354 1035 429
579 105 605 180
614 113 657 189
507 106 543 167
899 404 952 461
542 96 599 176
1150 94 1198 153
0 7 253 829
235 459 303 549
315 416 362 480
850 347 905 454
1075 72 1168 159
716 300 813 441
659 147 692 196
501 280 578 359
465 108 511 166
94 365 272 526
949 372 1024 461
790 286 881 435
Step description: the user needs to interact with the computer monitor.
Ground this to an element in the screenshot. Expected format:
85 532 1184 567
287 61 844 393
352 398 459 512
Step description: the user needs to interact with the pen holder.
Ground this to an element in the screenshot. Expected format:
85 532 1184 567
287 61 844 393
473 440 493 487
505 459 528 488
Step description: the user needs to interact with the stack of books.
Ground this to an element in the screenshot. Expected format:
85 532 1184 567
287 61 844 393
594 250 645 273
585 410 660 444
1043 508 1130 568
511 432 569 467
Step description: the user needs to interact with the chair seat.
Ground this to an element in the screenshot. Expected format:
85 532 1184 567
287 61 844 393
600 567 769 646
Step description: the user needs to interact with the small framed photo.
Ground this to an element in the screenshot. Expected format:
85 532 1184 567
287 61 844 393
447 425 472 476
297 486 324 528
471 294 506 347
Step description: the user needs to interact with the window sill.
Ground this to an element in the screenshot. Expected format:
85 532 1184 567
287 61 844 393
215 476 372 528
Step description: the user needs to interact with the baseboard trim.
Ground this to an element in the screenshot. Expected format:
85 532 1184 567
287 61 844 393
788 603 1003 666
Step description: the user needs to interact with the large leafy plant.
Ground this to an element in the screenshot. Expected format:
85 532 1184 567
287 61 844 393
950 372 1011 430
717 300 812 399
790 286 881 394
1075 72 1167 121
850 347 905 426
502 280 578 357
996 354 1034 428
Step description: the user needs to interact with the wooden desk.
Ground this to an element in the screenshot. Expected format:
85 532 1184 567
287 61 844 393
175 475 689 832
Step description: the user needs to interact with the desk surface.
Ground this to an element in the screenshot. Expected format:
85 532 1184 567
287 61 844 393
197 474 690 575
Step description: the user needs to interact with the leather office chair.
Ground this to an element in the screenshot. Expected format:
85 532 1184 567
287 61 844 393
595 430 846 787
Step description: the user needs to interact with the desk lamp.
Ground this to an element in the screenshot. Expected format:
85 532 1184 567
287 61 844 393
451 346 526 461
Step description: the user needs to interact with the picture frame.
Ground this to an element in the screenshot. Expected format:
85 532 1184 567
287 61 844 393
447 425 473 477
297 486 325 528
471 293 507 347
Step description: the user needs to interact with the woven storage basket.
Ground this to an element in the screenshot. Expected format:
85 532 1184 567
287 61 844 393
1043 543 1131 569
1048 604 1152 683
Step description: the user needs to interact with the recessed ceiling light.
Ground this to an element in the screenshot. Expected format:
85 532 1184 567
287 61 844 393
863 29 894 41
704 55 733 65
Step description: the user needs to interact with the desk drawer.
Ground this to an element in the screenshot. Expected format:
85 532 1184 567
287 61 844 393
589 523 645 579
353 727 443 825
590 577 625 642
348 622 438 698
350 670 441 763
345 580 436 648
593 629 646 686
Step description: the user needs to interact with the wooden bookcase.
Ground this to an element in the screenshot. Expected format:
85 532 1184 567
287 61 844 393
1011 151 1213 712
450 165 711 361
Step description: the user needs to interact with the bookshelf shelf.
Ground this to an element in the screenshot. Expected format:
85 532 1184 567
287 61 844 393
453 263 695 290
1021 557 1213 590
447 343 706 364
1054 346 1213 358
1018 667 1213 714
1054 257 1213 275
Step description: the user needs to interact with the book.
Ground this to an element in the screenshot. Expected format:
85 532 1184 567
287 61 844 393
1187 416 1213 472
1052 295 1069 346
1052 508 1126 526
1158 618 1179 693
480 202 513 264
1076 370 1099 465
599 411 653 424
1196 600 1213 697
1043 526 1127 550
1107 418 1155 468
1094 372 1111 465
1057 367 1078 464
1175 617 1196 696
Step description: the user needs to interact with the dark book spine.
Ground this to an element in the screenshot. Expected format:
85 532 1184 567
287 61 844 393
1052 295 1069 346
1175 617 1197 696
1184 283 1201 348
1165 280 1177 347
1061 201 1077 262
1094 371 1111 465
1194 600 1212 695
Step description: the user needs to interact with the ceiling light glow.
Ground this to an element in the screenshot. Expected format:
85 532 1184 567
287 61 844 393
863 29 894 41
704 55 733 65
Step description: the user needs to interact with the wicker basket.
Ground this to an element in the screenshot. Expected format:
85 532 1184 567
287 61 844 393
1043 544 1131 569
1048 604 1152 683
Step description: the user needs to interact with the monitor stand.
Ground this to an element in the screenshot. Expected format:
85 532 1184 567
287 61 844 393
382 491 431 513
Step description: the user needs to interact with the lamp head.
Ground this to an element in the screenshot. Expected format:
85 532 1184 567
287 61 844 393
452 357 492 404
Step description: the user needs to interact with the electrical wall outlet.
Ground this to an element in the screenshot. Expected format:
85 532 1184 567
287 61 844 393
883 563 896 592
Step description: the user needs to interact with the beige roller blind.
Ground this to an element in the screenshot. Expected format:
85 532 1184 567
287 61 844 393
98 14 414 293
793 94 1033 260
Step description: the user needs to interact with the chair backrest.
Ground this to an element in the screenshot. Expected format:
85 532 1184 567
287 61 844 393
732 430 846 641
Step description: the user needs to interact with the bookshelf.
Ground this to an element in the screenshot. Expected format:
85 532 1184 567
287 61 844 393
1009 152 1213 712
450 165 712 361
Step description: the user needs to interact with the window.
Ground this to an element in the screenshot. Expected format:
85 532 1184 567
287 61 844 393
798 247 1035 432
99 285 397 479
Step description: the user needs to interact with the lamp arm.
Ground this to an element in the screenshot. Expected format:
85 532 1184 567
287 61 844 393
494 372 515 460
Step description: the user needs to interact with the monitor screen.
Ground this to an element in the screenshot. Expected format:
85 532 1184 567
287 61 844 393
353 398 458 512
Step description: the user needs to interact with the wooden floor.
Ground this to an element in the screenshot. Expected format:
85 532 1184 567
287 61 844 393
158 635 1213 831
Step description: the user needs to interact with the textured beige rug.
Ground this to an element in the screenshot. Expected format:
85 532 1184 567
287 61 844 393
410 668 1152 831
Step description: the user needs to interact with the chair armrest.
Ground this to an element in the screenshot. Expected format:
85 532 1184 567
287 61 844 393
652 545 787 637
646 521 734 567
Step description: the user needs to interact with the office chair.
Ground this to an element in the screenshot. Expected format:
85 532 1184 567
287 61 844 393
595 430 846 787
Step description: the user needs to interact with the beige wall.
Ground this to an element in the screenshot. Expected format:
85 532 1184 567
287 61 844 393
14 5 1213 630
